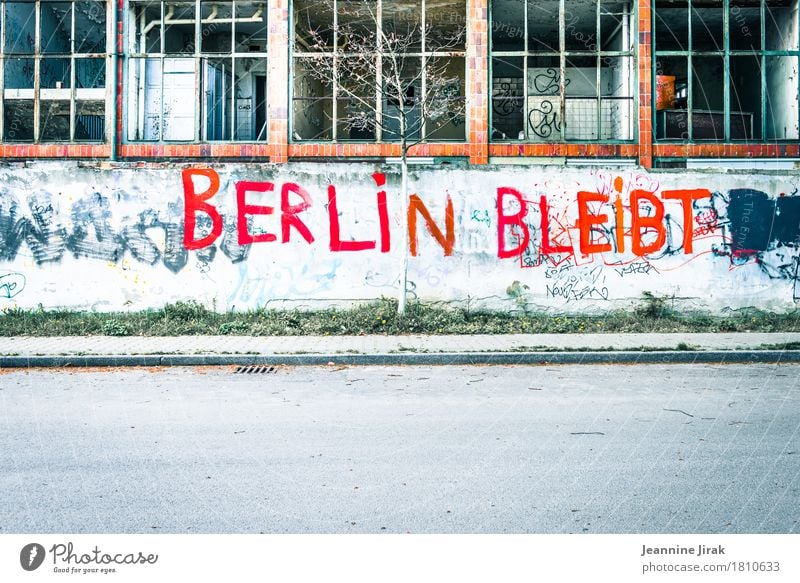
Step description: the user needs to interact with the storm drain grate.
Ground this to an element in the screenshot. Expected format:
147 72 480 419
234 365 277 374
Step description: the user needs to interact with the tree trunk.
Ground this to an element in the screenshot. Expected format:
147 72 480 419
398 138 409 315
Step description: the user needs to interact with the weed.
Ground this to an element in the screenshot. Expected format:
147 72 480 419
506 280 530 311
634 291 670 319
101 320 132 336
2 300 800 337
160 301 211 323
218 321 251 335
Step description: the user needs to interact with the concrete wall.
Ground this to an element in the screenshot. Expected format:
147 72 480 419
1 161 800 313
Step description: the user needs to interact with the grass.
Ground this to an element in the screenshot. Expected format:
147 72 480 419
2 298 800 337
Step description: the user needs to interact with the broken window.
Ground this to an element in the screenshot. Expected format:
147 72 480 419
1 0 107 142
655 0 799 142
491 0 635 142
291 0 467 143
126 1 268 142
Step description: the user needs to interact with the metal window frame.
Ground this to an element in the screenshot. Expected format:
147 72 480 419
0 0 111 144
653 0 800 144
289 0 468 145
123 0 269 144
488 0 637 144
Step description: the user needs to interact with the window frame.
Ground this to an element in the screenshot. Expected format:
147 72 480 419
489 0 638 144
0 0 111 144
289 0 468 144
653 0 800 143
123 0 269 144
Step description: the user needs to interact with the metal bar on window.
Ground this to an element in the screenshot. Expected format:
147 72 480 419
194 0 200 142
687 0 693 142
159 1 164 141
230 0 236 141
559 0 566 140
723 0 729 141
421 0 426 140
523 0 528 141
760 0 766 141
332 0 338 142
375 0 382 142
0 0 5 140
70 0 76 141
596 0 602 139
34 0 41 143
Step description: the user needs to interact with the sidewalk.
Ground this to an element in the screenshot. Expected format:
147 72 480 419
2 333 800 367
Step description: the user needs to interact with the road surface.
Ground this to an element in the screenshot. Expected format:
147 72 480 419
1 363 798 533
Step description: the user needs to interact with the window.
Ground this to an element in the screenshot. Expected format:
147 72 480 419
655 0 799 142
291 0 467 142
126 1 268 142
1 0 107 143
491 0 635 142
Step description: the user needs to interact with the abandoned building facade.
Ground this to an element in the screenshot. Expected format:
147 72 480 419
0 0 798 168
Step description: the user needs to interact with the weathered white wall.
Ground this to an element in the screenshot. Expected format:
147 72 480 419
1 161 799 313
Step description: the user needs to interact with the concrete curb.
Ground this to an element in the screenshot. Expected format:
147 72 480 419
2 350 800 368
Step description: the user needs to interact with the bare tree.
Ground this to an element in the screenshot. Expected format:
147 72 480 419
295 0 467 313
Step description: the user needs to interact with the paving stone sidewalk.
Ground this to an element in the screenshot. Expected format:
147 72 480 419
2 332 799 357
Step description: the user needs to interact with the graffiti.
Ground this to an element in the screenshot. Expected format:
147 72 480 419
497 185 713 259
614 262 659 277
693 208 719 238
727 190 800 254
492 81 523 117
546 264 609 303
532 69 569 95
0 272 26 299
2 166 800 312
470 209 491 227
0 189 245 274
546 279 609 302
528 100 561 139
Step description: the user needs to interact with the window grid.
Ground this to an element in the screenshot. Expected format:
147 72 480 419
126 0 268 143
654 0 800 143
291 0 467 143
0 0 108 143
490 0 636 143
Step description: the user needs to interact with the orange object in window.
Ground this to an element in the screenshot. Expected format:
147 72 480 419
656 75 676 110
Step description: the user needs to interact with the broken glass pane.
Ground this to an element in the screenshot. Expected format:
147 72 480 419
40 2 72 54
40 99 72 141
75 100 106 140
4 2 36 54
3 100 35 141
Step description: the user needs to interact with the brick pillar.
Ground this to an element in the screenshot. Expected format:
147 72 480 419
637 0 653 169
268 0 289 163
115 0 124 158
468 0 489 165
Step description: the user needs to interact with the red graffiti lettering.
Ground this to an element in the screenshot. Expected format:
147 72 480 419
539 195 571 255
497 187 530 259
182 168 222 250
613 196 625 253
374 173 390 253
280 182 314 244
328 185 376 252
408 194 455 257
661 189 712 254
630 190 666 256
576 191 611 255
237 181 277 245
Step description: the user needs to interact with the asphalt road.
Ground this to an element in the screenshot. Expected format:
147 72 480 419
1 363 798 534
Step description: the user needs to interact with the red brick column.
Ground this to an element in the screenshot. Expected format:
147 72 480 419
637 0 653 169
468 0 489 165
115 0 124 157
268 0 290 163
